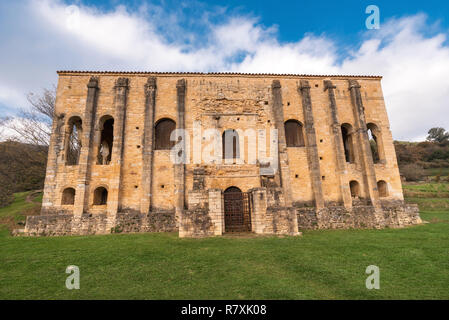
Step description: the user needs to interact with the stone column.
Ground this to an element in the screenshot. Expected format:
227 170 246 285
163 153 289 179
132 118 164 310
298 80 325 209
208 189 223 236
271 80 293 207
73 77 99 216
140 77 157 214
174 79 186 222
251 188 268 234
41 112 66 214
348 80 379 207
108 78 129 217
324 80 352 209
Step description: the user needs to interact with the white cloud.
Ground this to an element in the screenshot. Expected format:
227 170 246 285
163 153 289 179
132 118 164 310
0 0 448 141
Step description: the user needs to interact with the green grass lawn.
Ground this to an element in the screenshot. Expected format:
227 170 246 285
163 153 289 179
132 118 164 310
0 188 448 300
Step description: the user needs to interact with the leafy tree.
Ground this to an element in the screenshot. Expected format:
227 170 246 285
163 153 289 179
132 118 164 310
426 127 449 144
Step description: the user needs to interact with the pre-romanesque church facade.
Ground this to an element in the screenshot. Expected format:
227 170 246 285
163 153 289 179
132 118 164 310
21 71 421 237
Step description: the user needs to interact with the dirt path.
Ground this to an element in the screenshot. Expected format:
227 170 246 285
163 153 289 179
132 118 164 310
25 190 43 203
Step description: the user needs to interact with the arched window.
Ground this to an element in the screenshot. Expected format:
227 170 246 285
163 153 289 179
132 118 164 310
93 187 108 205
350 180 360 198
222 129 240 160
367 123 383 164
155 118 176 150
341 123 355 163
65 116 82 165
61 188 75 205
97 116 114 165
284 120 305 147
377 180 388 197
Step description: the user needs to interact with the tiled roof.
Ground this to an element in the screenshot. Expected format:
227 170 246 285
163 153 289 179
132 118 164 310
56 70 382 79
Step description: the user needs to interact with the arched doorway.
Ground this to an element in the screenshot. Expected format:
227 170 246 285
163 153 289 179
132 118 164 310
223 187 252 232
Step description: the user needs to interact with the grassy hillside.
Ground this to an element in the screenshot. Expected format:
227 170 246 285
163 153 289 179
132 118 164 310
0 183 448 299
0 191 42 233
0 141 47 208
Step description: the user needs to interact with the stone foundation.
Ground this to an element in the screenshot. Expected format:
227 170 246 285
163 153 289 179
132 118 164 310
17 190 421 237
20 210 177 236
296 201 421 230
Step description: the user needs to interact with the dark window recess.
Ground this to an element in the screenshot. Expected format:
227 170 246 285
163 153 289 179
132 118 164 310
341 124 355 163
97 118 114 165
155 119 176 150
93 187 108 205
377 180 388 197
61 188 75 205
284 120 305 147
66 117 82 165
350 181 360 198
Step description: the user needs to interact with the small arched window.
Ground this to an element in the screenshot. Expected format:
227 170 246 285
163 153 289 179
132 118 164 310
155 118 176 150
93 187 108 205
377 180 388 197
222 129 240 160
65 116 83 165
97 116 114 165
367 123 382 164
341 123 355 163
284 120 305 147
350 180 360 198
61 188 75 205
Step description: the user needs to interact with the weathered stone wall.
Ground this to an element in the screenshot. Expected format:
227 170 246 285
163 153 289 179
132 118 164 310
22 211 176 236
296 201 421 230
26 71 420 238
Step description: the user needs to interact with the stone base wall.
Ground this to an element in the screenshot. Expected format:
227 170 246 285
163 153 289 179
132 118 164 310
113 210 177 233
296 201 422 230
180 208 214 237
24 214 77 236
264 207 299 235
18 192 422 237
21 210 177 236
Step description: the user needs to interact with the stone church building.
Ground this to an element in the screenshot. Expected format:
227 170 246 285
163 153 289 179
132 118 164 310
22 71 421 237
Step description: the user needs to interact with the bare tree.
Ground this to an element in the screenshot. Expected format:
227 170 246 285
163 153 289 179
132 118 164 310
0 118 6 141
3 86 55 146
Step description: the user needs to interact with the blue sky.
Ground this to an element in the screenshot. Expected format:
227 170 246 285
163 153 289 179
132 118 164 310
76 0 449 47
1 0 449 140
